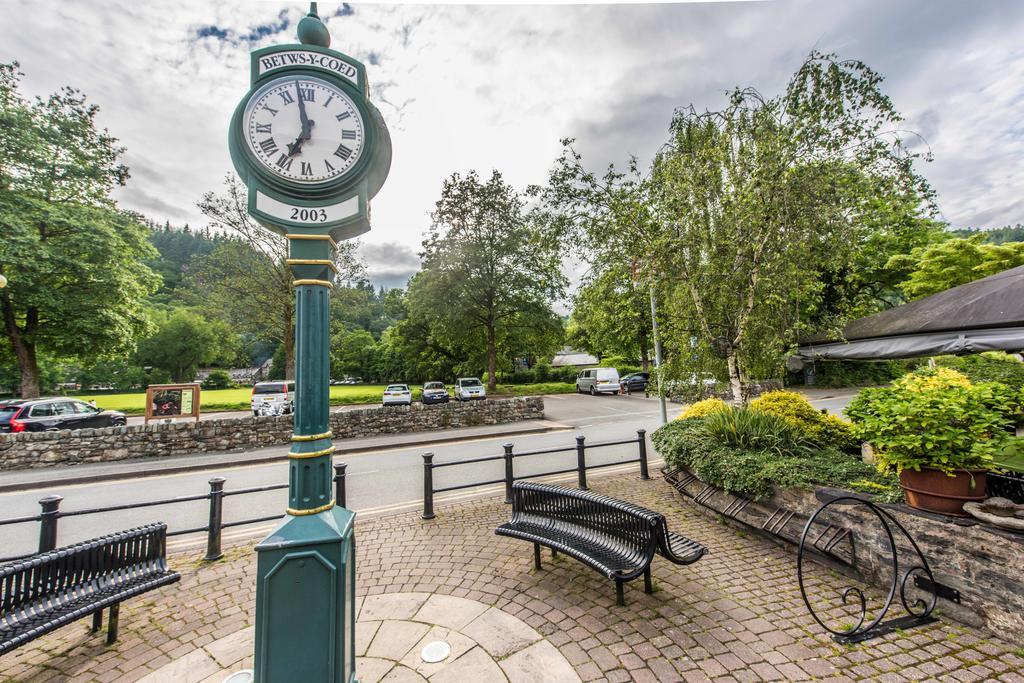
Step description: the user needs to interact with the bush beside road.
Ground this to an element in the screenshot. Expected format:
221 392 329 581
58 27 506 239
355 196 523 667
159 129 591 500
70 383 578 416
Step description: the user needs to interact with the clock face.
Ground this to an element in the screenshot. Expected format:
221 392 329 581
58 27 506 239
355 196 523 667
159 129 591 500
243 75 366 184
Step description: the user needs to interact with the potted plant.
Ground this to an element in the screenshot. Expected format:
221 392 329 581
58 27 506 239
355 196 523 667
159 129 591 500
846 368 1022 516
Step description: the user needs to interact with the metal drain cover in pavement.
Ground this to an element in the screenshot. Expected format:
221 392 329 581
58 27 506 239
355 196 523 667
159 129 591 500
420 641 452 663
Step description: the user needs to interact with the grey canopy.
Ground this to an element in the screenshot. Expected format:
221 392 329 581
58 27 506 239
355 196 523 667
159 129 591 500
793 265 1024 362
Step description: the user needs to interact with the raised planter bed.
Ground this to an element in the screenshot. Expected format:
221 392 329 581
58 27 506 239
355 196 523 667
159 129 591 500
663 466 1024 642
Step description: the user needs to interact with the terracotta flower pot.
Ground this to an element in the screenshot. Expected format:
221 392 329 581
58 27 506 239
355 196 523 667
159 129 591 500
899 467 987 517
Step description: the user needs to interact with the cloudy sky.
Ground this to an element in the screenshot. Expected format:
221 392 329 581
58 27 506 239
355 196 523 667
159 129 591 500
2 0 1023 290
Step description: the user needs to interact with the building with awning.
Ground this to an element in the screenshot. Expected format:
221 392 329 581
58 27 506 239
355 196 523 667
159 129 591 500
791 264 1024 364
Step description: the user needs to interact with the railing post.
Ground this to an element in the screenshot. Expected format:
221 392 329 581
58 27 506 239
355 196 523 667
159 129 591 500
334 462 348 508
503 443 515 504
204 477 225 561
637 429 650 480
38 494 63 553
576 435 588 490
422 453 435 520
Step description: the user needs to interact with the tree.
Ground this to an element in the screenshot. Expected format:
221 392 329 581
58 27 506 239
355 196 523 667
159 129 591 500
539 53 936 405
330 328 376 378
0 62 159 397
646 53 935 404
135 309 239 383
569 262 652 369
888 235 1024 300
409 170 566 390
191 175 364 379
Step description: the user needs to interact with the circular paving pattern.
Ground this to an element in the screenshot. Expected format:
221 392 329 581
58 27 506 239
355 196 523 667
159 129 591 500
138 592 580 683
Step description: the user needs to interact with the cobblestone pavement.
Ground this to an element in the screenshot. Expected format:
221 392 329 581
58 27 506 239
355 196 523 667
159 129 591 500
4 472 1023 682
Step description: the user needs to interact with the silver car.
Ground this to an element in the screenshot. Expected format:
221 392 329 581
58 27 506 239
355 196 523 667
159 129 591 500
576 368 621 395
382 384 412 406
454 377 486 401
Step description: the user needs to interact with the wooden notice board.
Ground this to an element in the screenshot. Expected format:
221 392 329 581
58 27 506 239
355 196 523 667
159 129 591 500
145 383 201 424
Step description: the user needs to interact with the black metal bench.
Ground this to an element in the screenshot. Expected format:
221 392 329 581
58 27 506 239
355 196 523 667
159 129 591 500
496 481 707 605
0 523 180 655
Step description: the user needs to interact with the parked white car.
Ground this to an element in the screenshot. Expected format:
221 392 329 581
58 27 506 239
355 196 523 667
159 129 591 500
251 381 295 416
382 384 413 406
454 377 486 401
576 368 621 395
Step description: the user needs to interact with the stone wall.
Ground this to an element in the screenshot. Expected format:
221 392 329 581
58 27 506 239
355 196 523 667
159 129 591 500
664 468 1024 641
0 397 545 470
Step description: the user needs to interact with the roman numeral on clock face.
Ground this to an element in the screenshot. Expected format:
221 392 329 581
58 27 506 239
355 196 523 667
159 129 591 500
279 90 295 105
341 130 357 140
261 104 278 117
301 161 313 176
334 143 353 161
324 95 334 108
255 123 272 134
325 160 336 173
335 112 351 121
299 88 315 102
259 138 278 155
275 154 294 171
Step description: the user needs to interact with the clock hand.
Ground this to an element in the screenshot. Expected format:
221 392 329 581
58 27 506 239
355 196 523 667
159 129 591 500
287 80 316 156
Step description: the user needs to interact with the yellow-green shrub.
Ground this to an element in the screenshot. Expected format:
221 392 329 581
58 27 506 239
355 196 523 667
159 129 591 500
679 398 728 420
750 390 857 451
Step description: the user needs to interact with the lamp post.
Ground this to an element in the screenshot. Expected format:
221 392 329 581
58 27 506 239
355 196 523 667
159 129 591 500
226 5 391 682
649 285 668 425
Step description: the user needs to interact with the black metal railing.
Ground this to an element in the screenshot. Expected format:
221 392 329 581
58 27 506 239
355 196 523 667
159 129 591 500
0 462 348 564
421 430 649 520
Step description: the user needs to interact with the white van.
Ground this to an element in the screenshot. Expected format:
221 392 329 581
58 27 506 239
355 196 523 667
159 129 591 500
576 368 620 395
251 381 295 416
454 377 487 401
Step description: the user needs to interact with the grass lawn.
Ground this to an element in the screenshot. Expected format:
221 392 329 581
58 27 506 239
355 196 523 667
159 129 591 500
73 382 577 416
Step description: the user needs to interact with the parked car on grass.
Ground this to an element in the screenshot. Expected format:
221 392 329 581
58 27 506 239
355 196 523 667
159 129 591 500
619 372 650 393
0 398 127 433
576 368 621 395
454 378 486 401
382 384 413 406
251 381 295 417
421 382 450 405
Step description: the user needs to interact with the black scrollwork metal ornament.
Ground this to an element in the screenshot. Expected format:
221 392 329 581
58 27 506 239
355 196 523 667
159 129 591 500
797 496 939 644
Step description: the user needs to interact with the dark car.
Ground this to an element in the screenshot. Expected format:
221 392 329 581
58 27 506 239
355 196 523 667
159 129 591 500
421 382 450 405
0 398 127 433
619 372 650 394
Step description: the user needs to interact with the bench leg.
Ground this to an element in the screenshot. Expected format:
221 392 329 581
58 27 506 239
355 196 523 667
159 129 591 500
551 548 557 559
91 610 103 633
644 567 653 594
106 604 120 645
615 579 625 607
533 543 542 571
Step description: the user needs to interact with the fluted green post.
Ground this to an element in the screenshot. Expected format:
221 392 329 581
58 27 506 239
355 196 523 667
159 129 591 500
252 235 357 683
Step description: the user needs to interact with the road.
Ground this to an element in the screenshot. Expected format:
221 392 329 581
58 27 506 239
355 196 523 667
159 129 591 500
0 388 858 559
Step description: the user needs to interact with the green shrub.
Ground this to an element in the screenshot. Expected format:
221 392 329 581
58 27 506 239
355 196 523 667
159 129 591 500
934 352 1024 391
651 417 898 500
679 398 728 420
846 367 1023 474
750 390 857 452
701 407 813 457
201 370 234 390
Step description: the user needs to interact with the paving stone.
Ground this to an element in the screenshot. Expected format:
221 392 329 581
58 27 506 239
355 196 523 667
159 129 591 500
202 626 253 669
428 645 507 683
357 656 396 683
366 620 431 661
500 639 583 682
413 593 489 630
381 664 428 682
462 607 542 658
135 648 221 683
361 593 432 622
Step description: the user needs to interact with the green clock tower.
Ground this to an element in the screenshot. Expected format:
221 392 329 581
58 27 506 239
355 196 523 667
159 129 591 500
228 4 391 681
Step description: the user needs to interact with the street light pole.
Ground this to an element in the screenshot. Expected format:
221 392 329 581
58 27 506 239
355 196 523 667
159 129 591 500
650 285 667 425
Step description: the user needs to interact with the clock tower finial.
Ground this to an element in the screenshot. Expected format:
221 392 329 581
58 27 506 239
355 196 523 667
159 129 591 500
297 2 330 48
